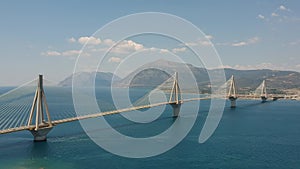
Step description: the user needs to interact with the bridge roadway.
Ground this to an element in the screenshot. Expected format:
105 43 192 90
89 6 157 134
0 97 211 135
0 94 290 135
237 94 285 100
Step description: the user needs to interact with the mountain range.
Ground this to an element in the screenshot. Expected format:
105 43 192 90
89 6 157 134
59 72 120 87
59 60 300 94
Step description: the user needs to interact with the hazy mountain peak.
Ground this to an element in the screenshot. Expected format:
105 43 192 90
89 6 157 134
59 72 120 87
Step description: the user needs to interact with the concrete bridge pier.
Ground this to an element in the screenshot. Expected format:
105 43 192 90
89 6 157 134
229 96 237 108
261 96 267 103
29 127 53 142
170 103 181 118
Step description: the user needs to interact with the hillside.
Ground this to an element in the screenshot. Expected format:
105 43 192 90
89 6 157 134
59 60 300 94
116 60 300 94
59 72 120 87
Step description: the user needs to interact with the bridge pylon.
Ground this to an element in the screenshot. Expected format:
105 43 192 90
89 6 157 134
260 80 267 102
228 75 238 108
27 75 53 141
169 72 182 117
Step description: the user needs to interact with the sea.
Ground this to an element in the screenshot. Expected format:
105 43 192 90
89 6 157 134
0 87 300 169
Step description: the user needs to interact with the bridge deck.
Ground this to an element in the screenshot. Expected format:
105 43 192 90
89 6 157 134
0 95 287 135
0 97 211 134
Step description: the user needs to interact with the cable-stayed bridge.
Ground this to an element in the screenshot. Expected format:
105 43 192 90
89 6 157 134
0 73 288 141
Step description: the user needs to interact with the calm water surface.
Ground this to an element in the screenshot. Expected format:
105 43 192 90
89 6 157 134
0 87 299 169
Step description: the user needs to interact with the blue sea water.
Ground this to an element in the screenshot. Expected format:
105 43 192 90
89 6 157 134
0 87 300 169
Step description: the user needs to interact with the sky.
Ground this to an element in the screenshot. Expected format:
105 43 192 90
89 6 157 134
0 0 299 86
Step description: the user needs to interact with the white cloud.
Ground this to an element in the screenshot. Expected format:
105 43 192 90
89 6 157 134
232 37 260 47
103 39 115 46
258 5 294 23
43 38 145 58
42 50 61 56
108 57 121 63
232 63 299 72
172 47 186 53
233 63 275 70
141 47 170 54
185 39 212 47
258 14 265 20
248 37 260 43
279 5 292 12
62 50 81 56
184 42 198 47
271 12 279 17
143 47 159 52
123 40 143 50
68 37 76 43
205 35 213 40
110 40 144 54
279 5 288 11
199 40 212 46
78 36 101 45
42 50 82 57
160 49 170 53
289 40 300 46
232 42 247 47
182 34 214 47
228 63 300 73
